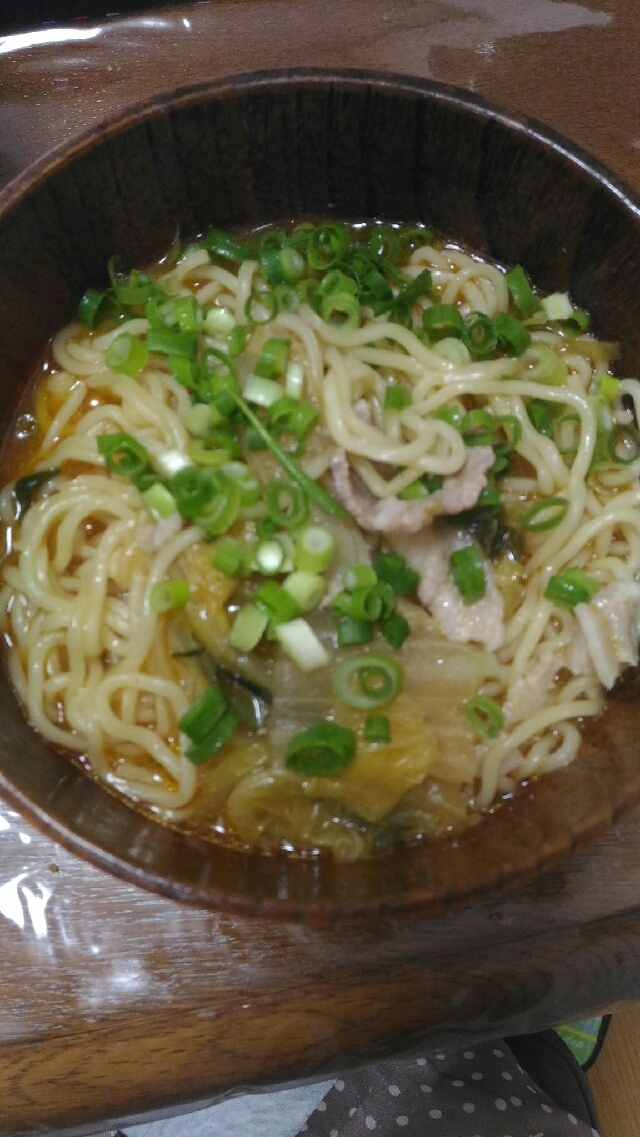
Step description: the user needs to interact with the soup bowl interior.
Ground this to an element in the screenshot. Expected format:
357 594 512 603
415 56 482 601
1 70 640 921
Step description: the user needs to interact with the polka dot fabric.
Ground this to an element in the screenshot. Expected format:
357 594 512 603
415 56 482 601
296 1041 599 1137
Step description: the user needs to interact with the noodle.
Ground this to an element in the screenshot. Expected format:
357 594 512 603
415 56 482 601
2 220 640 857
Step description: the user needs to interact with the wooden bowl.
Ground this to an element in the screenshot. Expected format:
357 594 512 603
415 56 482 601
1 70 640 922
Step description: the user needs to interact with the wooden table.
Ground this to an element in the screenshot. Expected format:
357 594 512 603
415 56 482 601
1 2 640 1133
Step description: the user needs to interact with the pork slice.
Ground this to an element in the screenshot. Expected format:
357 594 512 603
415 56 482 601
391 525 505 651
331 446 494 535
574 580 640 689
439 446 494 514
330 448 377 530
503 645 563 723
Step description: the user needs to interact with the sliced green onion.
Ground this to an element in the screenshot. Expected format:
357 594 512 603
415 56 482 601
282 571 326 613
399 474 443 500
505 264 540 318
422 303 464 340
373 552 420 596
384 385 412 410
372 581 397 619
254 580 301 625
337 617 374 647
566 308 590 333
228 604 269 652
544 566 599 609
244 290 278 324
179 684 227 743
520 496 569 532
108 262 158 307
273 284 300 314
155 448 193 477
147 327 198 360
527 398 556 438
243 375 284 408
149 579 190 613
333 653 403 710
320 291 360 330
608 423 640 465
344 564 378 591
97 433 150 482
185 402 217 437
595 373 619 403
171 465 215 518
294 525 336 572
256 516 278 541
368 224 402 262
275 618 329 671
212 536 245 577
379 611 410 649
201 227 252 263
254 337 291 380
464 695 504 740
450 545 486 605
364 714 391 745
264 479 309 529
229 390 349 518
227 325 250 358
521 342 565 384
173 295 203 334
493 312 531 356
285 361 304 399
331 586 383 623
194 476 242 537
462 312 497 358
268 397 318 447
185 708 240 764
169 355 197 389
431 337 471 365
141 481 177 520
221 461 262 507
106 332 148 377
286 721 356 775
203 306 235 336
78 288 115 329
461 408 495 447
434 404 464 430
188 439 234 467
259 245 304 285
254 539 285 575
392 269 433 315
307 223 351 271
541 292 573 321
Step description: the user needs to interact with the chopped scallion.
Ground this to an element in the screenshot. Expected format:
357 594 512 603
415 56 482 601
149 579 190 612
450 545 486 605
333 653 403 710
275 618 329 671
464 695 505 740
286 721 356 774
544 567 599 609
364 713 391 744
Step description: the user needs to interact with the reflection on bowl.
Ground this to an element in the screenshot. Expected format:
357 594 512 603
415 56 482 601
1 70 640 922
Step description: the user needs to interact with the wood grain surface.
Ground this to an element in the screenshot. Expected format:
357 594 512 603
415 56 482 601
1 2 640 1134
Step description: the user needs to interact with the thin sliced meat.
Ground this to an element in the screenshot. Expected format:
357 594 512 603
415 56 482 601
574 580 640 689
503 645 563 722
330 446 494 535
391 525 505 651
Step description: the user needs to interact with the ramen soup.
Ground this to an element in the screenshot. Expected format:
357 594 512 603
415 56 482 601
2 221 640 861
